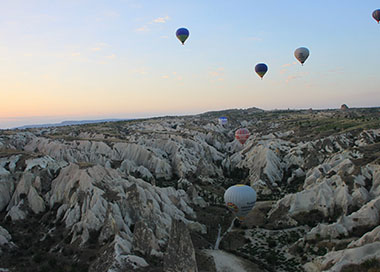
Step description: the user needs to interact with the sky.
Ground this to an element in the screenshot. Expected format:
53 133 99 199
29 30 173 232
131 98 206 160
0 0 379 128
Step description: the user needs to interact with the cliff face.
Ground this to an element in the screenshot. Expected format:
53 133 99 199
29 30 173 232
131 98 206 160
0 108 379 271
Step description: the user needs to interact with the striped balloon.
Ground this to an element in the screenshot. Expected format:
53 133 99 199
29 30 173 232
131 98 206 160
235 128 250 145
224 185 257 221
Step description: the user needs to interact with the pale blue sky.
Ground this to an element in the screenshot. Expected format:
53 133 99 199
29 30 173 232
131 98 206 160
0 1 379 128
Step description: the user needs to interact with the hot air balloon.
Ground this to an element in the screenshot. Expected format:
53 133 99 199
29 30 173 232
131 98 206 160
224 185 257 221
235 128 250 145
373 9 380 23
176 28 189 45
255 63 268 79
218 117 228 126
294 47 310 66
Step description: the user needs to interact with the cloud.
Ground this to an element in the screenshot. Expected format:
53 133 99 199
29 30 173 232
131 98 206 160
136 26 149 32
161 72 183 80
90 42 109 52
71 52 81 57
282 62 297 68
132 67 149 75
209 67 225 82
160 35 169 39
153 16 169 23
97 42 109 47
136 16 170 32
285 71 309 83
280 62 298 74
210 67 224 76
285 75 299 83
105 54 116 59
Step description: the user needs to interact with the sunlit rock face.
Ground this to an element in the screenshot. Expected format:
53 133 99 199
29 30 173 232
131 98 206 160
48 163 201 247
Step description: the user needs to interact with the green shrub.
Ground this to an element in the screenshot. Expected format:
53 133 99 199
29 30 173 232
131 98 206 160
32 252 44 263
362 258 380 269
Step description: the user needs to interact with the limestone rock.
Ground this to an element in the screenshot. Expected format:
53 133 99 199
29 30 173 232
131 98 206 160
163 219 198 272
0 226 13 254
0 178 14 212
132 220 160 256
304 242 380 272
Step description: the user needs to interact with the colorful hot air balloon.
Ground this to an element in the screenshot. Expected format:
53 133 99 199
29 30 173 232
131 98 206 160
254 63 268 79
235 128 250 145
176 28 189 45
218 117 228 126
294 47 310 66
373 9 380 24
224 185 257 221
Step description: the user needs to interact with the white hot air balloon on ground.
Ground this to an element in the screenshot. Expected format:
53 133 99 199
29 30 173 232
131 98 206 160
224 184 257 221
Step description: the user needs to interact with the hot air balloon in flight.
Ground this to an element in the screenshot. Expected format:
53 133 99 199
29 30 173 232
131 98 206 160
373 9 380 23
255 63 268 79
294 47 310 66
176 28 189 45
224 185 257 221
235 128 250 145
218 117 228 126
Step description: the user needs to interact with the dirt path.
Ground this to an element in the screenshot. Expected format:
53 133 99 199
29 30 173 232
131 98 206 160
204 249 263 272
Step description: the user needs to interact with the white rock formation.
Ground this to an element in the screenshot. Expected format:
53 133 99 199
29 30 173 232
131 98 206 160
304 242 380 272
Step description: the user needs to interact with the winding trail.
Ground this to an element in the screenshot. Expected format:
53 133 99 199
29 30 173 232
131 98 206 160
214 218 235 250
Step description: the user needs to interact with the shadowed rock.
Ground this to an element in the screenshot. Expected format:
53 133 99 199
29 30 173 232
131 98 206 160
163 219 198 272
132 220 160 256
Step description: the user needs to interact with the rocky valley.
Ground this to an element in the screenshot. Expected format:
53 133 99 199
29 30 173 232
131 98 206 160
0 107 379 272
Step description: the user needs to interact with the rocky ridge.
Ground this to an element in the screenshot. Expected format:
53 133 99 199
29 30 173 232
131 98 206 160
0 107 379 271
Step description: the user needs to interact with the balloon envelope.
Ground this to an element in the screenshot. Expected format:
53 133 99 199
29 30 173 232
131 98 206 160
218 117 228 126
294 47 310 65
254 63 268 79
176 28 189 44
224 185 257 220
235 128 250 145
373 9 380 23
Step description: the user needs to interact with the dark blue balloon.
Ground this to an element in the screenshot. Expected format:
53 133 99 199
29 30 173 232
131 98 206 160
176 28 189 36
176 28 190 45
254 63 268 79
255 63 268 73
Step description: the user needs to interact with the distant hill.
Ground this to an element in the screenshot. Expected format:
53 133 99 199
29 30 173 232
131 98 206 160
14 118 130 129
199 107 264 118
